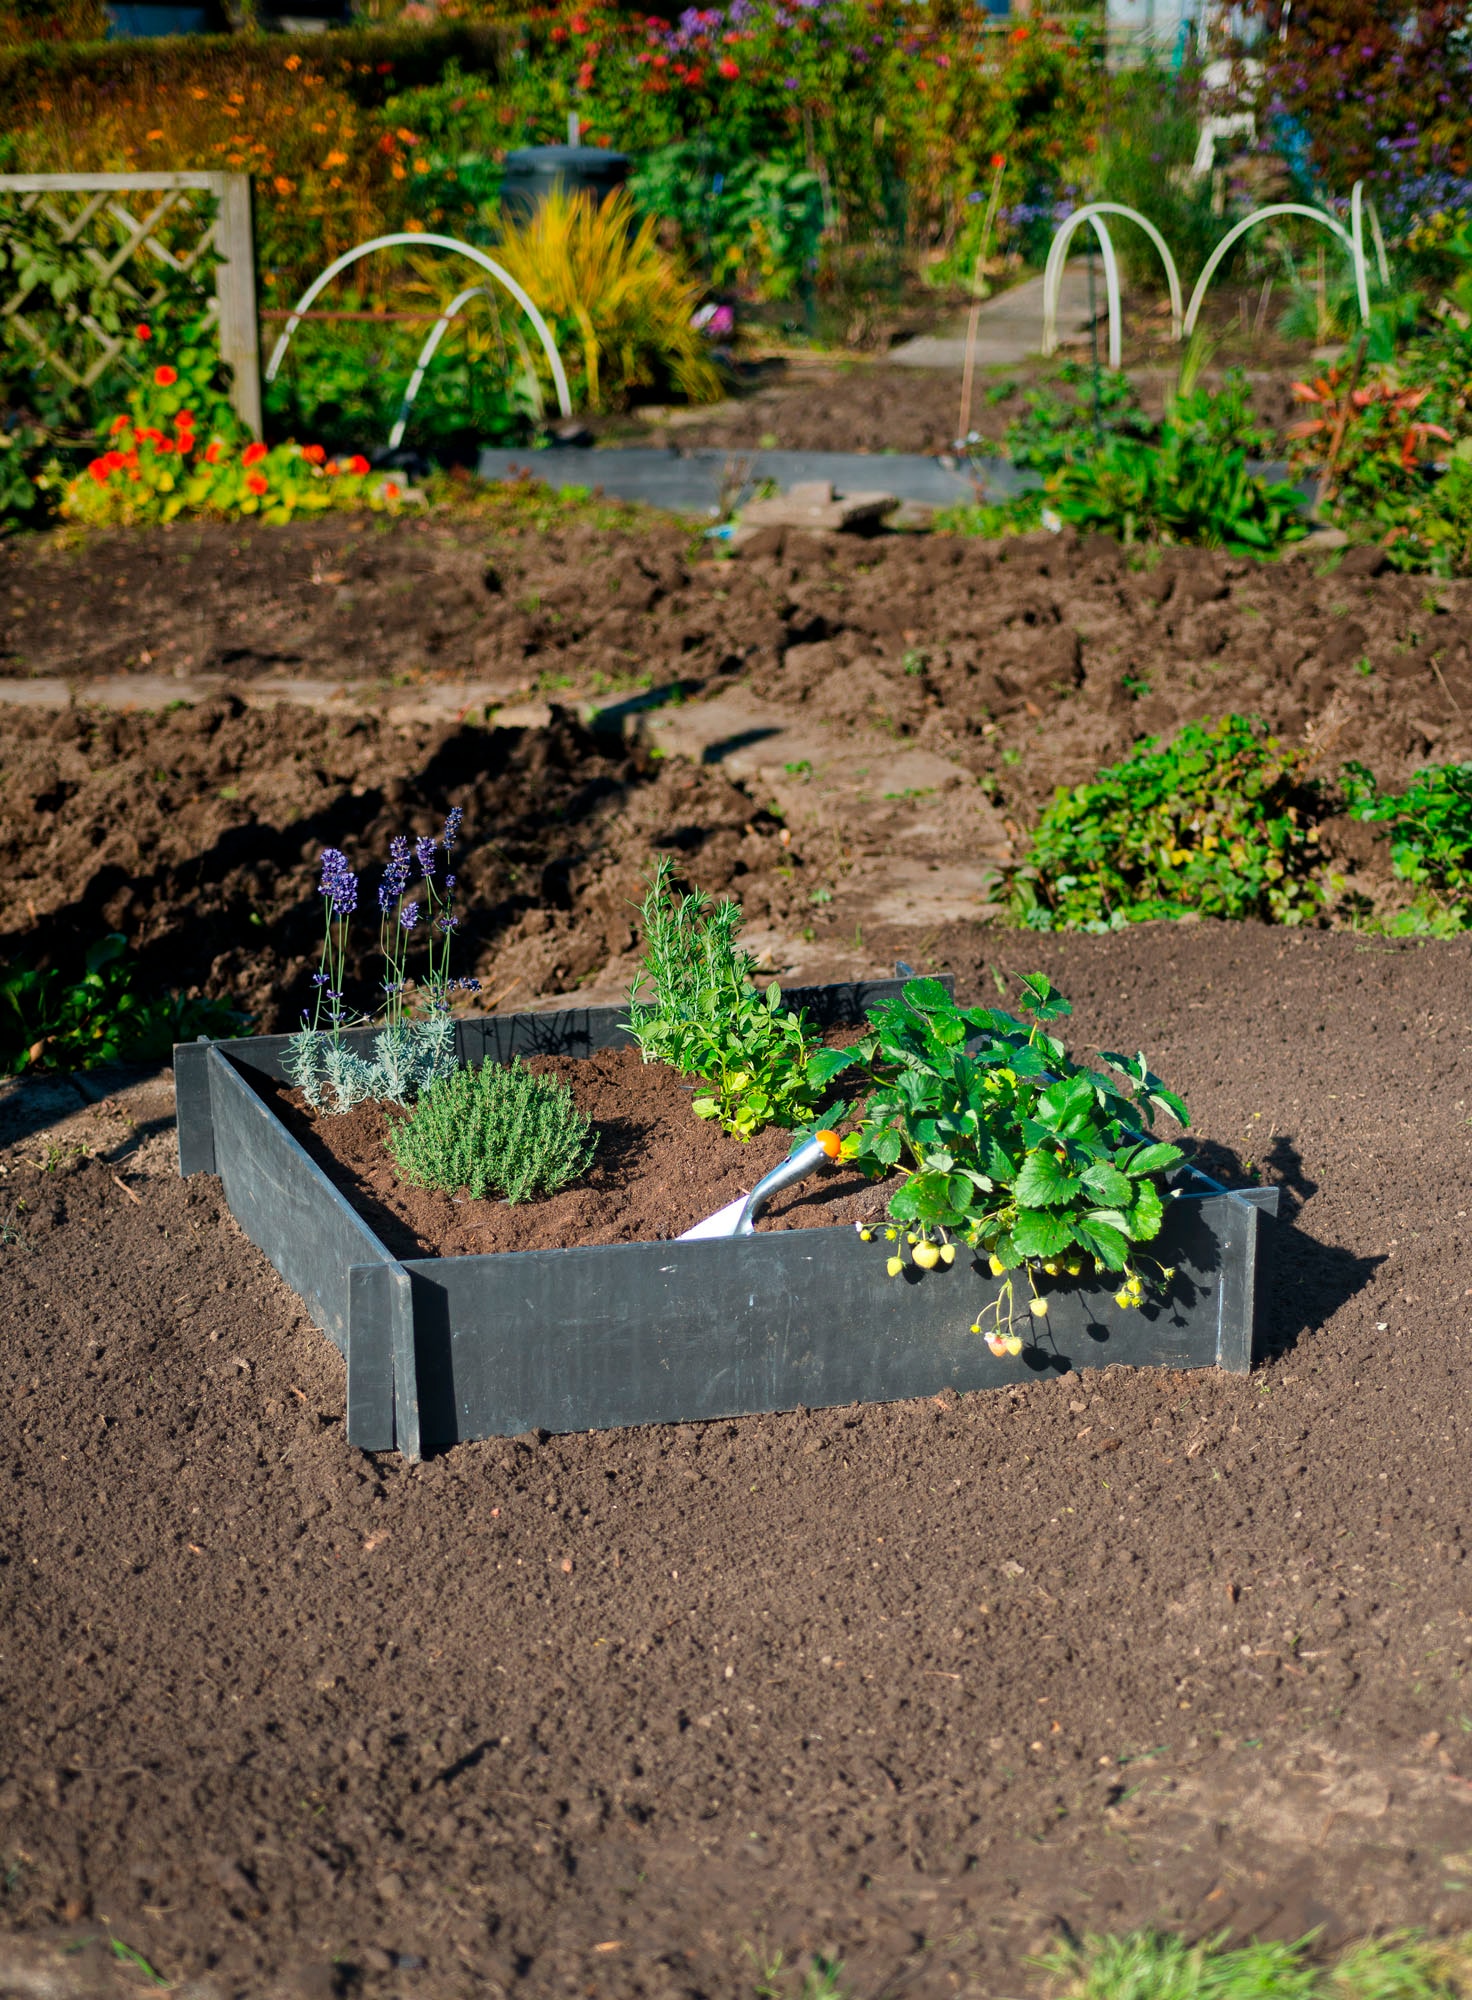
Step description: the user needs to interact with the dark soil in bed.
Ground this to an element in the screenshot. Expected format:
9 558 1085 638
4 924 1472 2000
267 1046 883 1260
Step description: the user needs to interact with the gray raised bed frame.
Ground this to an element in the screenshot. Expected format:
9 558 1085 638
175 980 1277 1460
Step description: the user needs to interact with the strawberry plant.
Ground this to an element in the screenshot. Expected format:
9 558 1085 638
812 973 1186 1352
625 858 822 1140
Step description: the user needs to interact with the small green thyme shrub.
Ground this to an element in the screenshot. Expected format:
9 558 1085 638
386 1058 596 1203
624 857 822 1140
1008 715 1331 931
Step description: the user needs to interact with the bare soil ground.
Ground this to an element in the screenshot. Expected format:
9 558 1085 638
2 510 1471 1998
2 924 1471 2000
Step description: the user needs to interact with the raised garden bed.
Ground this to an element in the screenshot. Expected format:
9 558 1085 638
175 978 1277 1460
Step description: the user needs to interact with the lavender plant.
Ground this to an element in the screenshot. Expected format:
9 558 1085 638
284 809 478 1114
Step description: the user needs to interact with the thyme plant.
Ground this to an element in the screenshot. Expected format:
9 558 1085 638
387 1058 596 1204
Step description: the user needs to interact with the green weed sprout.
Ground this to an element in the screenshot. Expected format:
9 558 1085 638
816 972 1186 1354
386 1057 595 1204
624 858 822 1141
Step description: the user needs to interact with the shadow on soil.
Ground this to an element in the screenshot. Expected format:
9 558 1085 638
1191 1131 1382 1364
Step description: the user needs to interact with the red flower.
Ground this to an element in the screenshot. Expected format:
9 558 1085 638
101 450 126 472
175 409 195 427
570 10 588 28
347 454 370 475
551 22 567 38
87 459 110 484
303 443 326 464
577 62 595 86
205 441 224 465
153 364 178 387
717 55 739 77
242 441 268 466
383 479 401 499
109 414 131 434
134 323 151 341
325 460 340 475
153 437 175 455
246 472 269 496
990 152 1006 170
652 50 667 63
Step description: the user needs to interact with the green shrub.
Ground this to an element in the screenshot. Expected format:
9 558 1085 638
625 857 822 1141
0 934 246 1074
1008 716 1330 931
386 1057 596 1203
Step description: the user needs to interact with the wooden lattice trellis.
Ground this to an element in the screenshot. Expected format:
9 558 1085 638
0 171 261 434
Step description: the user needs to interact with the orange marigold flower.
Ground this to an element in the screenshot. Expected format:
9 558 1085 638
303 443 326 464
347 454 370 475
383 479 401 499
246 472 269 496
204 441 224 464
242 441 268 466
154 364 178 387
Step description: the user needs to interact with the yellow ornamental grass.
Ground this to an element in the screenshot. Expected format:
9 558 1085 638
491 188 721 415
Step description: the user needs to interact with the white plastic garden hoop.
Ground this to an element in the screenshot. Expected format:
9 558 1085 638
1183 201 1368 338
387 284 508 450
263 232 573 421
1041 204 1184 368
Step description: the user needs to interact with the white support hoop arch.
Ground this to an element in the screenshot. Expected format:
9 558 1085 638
1042 203 1184 368
264 232 573 421
1183 202 1368 338
1352 179 1391 294
387 283 509 450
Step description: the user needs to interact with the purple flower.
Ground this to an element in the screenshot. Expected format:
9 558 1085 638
378 834 411 913
436 912 461 935
415 834 438 879
442 806 463 850
319 848 358 916
399 901 420 932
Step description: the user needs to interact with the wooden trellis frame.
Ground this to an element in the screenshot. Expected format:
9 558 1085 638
0 171 260 435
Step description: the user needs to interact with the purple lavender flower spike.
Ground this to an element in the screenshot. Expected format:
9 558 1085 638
319 848 358 915
399 901 420 932
378 834 411 912
442 806 463 850
414 834 437 879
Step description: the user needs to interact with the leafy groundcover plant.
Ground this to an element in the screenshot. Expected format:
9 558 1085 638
1342 757 1472 932
0 933 243 1075
625 858 822 1140
387 1058 596 1204
815 973 1187 1353
1008 715 1330 931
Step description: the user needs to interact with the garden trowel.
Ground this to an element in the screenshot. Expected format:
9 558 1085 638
676 1132 831 1241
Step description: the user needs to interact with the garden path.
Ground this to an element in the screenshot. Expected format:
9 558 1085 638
887 258 1097 370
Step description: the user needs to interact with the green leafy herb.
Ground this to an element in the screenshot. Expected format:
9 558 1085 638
386 1056 596 1203
818 973 1186 1351
624 858 822 1140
